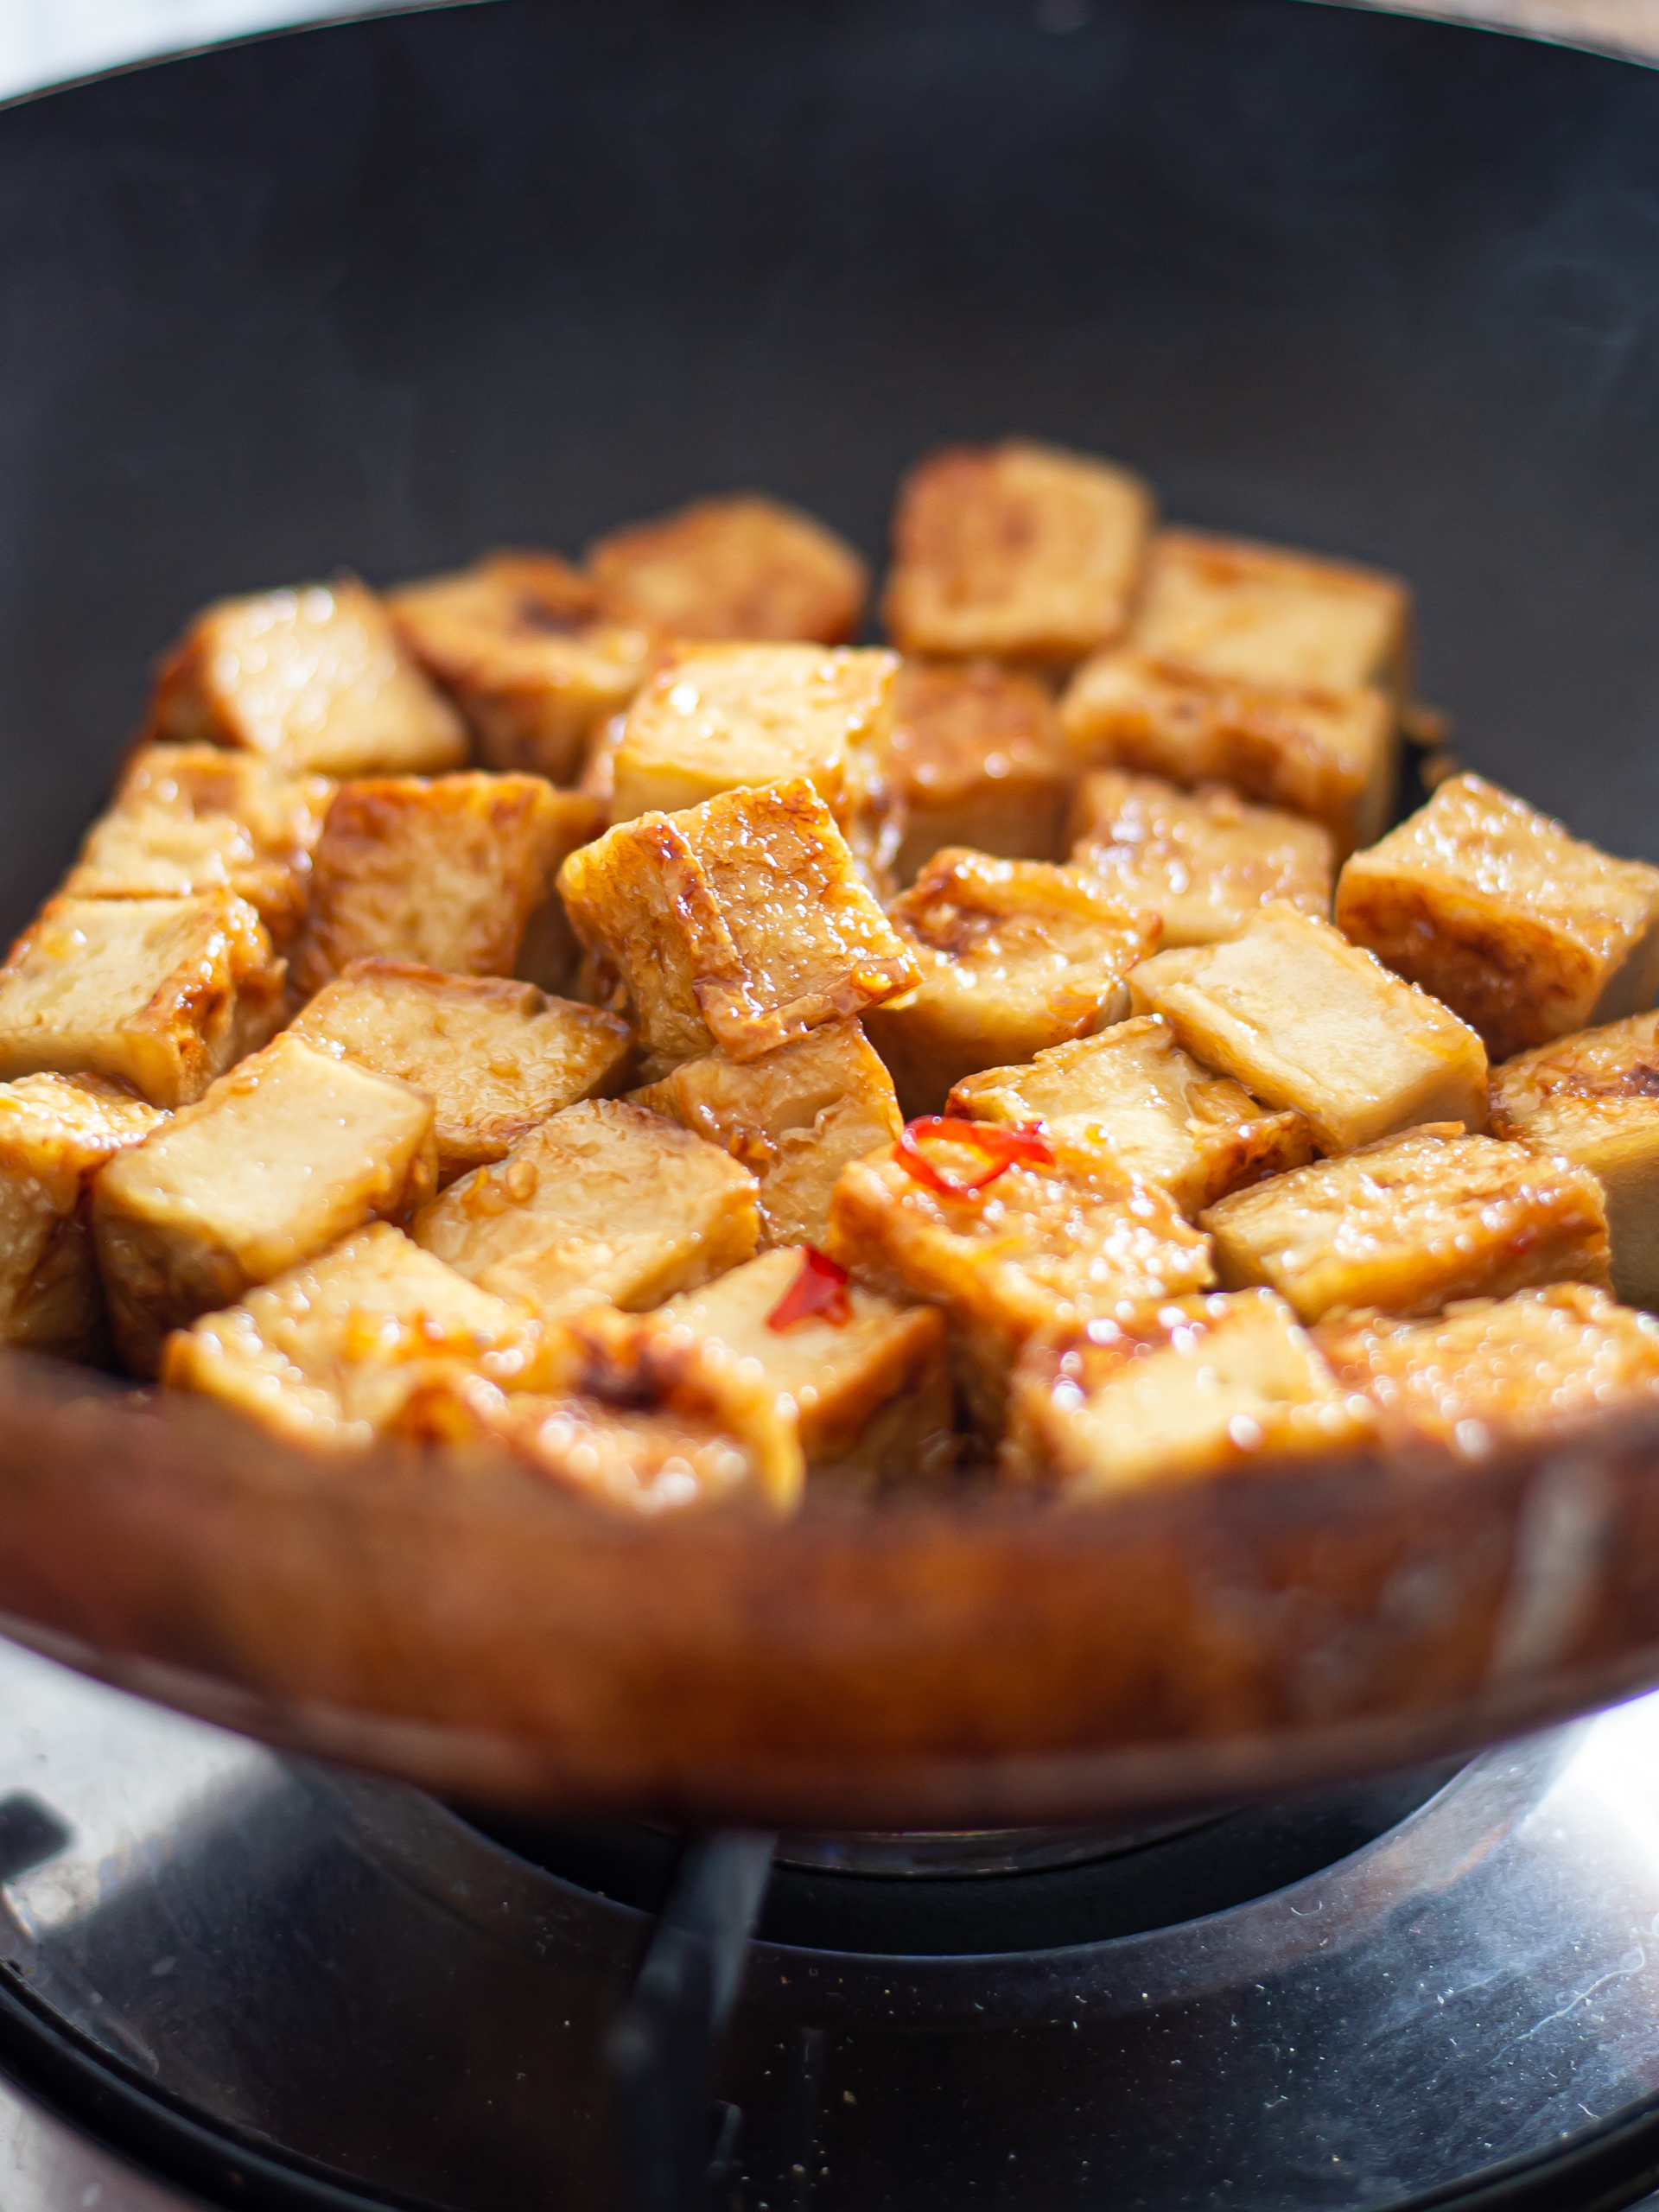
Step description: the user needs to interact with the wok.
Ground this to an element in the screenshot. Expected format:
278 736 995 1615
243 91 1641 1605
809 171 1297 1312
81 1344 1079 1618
0 0 1656 1831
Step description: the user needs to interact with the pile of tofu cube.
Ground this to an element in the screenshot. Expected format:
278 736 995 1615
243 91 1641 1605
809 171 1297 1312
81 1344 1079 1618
1 441 1657 1515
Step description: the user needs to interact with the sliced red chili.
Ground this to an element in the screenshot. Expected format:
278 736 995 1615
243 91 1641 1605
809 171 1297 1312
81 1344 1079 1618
895 1116 1054 1198
766 1247 853 1332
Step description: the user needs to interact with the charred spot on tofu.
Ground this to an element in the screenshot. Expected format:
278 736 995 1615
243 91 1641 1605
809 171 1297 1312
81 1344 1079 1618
290 773 603 1001
1067 770 1334 945
882 440 1154 665
92 1031 438 1376
557 778 919 1072
635 1018 901 1249
1315 1283 1659 1458
882 660 1073 883
1336 772 1659 1063
587 493 868 645
291 958 634 1185
1005 1289 1373 1496
411 1096 759 1317
387 550 662 785
863 849 1159 1117
144 577 467 777
1128 902 1488 1155
0 891 285 1109
948 1016 1312 1215
1204 1122 1610 1324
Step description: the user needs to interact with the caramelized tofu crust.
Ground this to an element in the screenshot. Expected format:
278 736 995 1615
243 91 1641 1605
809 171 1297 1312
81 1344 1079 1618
145 577 467 777
882 660 1073 882
1316 1283 1659 1457
388 551 661 784
1336 772 1659 1062
587 493 868 645
0 891 284 1108
65 744 334 948
1006 1289 1373 1496
949 1016 1312 1215
864 849 1159 1116
1067 770 1334 945
635 1018 901 1249
412 1097 759 1316
0 1074 165 1357
1128 903 1488 1154
93 1031 437 1375
290 773 602 1001
1134 531 1409 693
1204 1122 1610 1324
557 778 919 1071
291 959 633 1184
882 440 1154 664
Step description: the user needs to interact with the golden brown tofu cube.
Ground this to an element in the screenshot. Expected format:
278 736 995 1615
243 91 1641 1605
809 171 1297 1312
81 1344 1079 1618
0 891 285 1109
162 1222 547 1450
1006 1289 1373 1497
93 1031 437 1375
64 744 334 949
1204 1122 1609 1324
609 642 897 825
1134 530 1409 693
1067 769 1334 945
882 440 1154 665
289 773 603 1001
1336 772 1659 1063
882 660 1073 883
387 550 662 785
587 493 867 645
948 1015 1312 1215
826 1128 1213 1431
654 1246 956 1493
635 1018 901 1249
863 849 1159 1117
145 576 467 777
411 1097 759 1316
290 958 634 1185
1316 1283 1659 1458
1128 903 1488 1154
1490 1010 1659 1310
557 779 919 1072
0 1073 165 1358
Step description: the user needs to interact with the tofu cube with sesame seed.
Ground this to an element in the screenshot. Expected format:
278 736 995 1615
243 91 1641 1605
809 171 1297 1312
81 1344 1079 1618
881 659 1074 882
587 493 868 645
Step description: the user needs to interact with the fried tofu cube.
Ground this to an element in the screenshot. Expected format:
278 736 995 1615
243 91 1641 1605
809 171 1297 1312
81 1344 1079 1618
557 779 919 1071
162 1222 547 1450
387 550 662 785
882 441 1154 665
862 850 1159 1117
1134 531 1409 694
289 773 602 1001
1335 772 1659 1063
290 959 634 1185
825 1128 1213 1431
587 493 868 645
411 1097 759 1316
635 1018 901 1249
1128 903 1488 1154
1490 1010 1659 1309
882 660 1073 883
609 642 897 825
1067 770 1334 945
145 576 467 777
63 744 334 949
1315 1283 1659 1458
653 1246 956 1492
1005 1289 1373 1496
1204 1122 1609 1323
0 1074 165 1358
948 1015 1312 1214
93 1031 437 1374
0 891 285 1108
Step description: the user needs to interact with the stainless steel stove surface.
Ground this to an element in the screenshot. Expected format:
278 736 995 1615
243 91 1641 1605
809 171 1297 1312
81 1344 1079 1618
6 1641 1659 2210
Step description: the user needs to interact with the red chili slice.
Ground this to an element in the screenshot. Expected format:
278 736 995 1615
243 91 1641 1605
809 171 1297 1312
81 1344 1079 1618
766 1247 853 1332
895 1116 1054 1198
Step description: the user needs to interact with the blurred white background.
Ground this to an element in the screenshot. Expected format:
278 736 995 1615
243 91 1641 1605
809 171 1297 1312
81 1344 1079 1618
0 0 397 101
